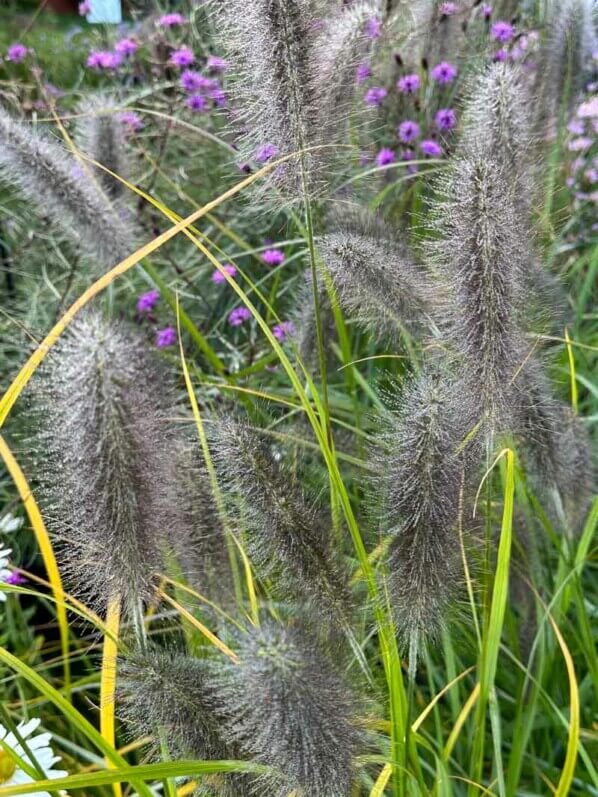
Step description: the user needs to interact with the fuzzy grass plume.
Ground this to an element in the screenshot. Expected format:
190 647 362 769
374 367 478 666
209 416 351 624
75 95 129 199
30 313 181 617
213 0 378 196
427 150 529 435
316 207 428 342
0 105 136 267
213 619 362 797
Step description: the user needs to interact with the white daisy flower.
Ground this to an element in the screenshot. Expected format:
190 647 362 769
0 718 67 795
0 513 23 534
0 548 12 603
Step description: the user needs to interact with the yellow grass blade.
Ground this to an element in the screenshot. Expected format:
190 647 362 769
159 590 239 663
564 327 578 413
548 612 580 797
411 666 476 733
370 763 392 796
0 434 70 695
444 683 481 761
101 596 122 797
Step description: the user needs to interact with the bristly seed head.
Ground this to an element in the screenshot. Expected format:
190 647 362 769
373 367 479 660
75 95 129 200
209 416 351 626
213 619 362 797
0 105 136 267
30 313 182 617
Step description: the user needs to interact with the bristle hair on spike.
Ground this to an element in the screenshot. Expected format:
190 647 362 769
373 366 479 660
0 105 136 267
316 206 429 342
213 619 362 797
75 95 129 199
209 416 351 625
30 312 183 617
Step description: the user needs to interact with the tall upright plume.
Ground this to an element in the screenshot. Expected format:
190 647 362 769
75 95 129 199
213 620 362 797
373 367 478 667
30 313 182 616
427 149 529 436
0 106 136 267
212 0 379 196
209 416 351 625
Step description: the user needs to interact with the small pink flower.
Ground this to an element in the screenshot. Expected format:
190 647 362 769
255 143 278 163
376 148 396 167
137 289 160 312
228 307 251 327
365 17 382 38
212 264 237 283
272 321 295 341
491 20 514 43
114 38 138 57
365 87 387 106
262 248 285 266
119 111 143 132
169 47 194 67
439 3 457 16
207 55 227 72
156 327 177 347
6 43 28 63
356 63 371 83
397 73 420 94
78 0 91 14
158 13 186 27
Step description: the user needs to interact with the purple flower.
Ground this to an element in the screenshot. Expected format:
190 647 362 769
87 50 123 70
208 83 226 106
119 111 143 131
115 38 138 57
262 248 285 266
156 327 177 347
187 94 208 112
207 55 227 72
255 143 279 163
376 148 396 167
491 21 514 42
439 2 457 16
6 43 28 63
228 307 251 327
435 108 457 130
158 13 186 27
356 63 371 83
78 0 91 14
365 17 382 38
365 87 387 106
568 137 593 152
401 149 418 174
398 120 421 143
397 73 420 94
420 139 443 157
180 70 212 92
2 571 26 586
212 264 237 283
272 321 295 341
482 4 492 18
493 49 508 62
137 289 160 312
431 61 458 84
169 47 194 67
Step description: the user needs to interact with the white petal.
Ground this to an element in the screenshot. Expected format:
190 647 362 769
18 719 41 738
28 733 51 750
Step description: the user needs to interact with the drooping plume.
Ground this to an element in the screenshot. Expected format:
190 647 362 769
427 151 529 434
373 367 478 660
31 313 181 616
209 416 351 624
535 0 597 137
75 95 129 199
0 105 136 267
316 207 428 342
213 0 379 196
213 620 362 797
517 361 595 532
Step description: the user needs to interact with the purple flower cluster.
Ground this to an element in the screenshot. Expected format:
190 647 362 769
365 87 387 106
170 47 194 68
228 307 251 327
212 264 238 283
398 120 420 143
431 61 458 84
156 326 177 347
137 289 160 313
180 70 225 111
376 148 395 167
439 2 457 16
158 13 186 27
397 73 420 94
435 108 457 131
255 143 279 163
356 63 371 83
6 43 28 63
87 50 123 70
119 111 143 132
272 321 295 341
491 21 514 43
262 248 285 266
